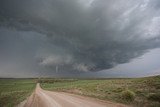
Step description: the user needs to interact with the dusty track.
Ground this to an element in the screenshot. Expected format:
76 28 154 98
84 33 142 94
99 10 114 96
19 83 128 107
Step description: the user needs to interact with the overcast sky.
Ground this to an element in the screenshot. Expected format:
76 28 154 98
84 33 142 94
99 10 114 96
0 0 160 78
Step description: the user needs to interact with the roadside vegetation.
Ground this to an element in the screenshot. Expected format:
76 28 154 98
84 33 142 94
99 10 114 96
0 79 36 107
41 76 160 107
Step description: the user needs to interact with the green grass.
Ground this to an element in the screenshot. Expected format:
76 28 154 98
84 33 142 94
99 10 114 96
41 76 160 107
0 79 36 107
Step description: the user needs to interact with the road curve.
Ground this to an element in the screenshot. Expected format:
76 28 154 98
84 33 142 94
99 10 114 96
20 83 128 107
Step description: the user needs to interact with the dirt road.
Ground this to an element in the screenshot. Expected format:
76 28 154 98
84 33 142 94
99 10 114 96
19 83 128 107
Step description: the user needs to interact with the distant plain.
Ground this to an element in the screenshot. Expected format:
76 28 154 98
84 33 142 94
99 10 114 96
0 76 160 107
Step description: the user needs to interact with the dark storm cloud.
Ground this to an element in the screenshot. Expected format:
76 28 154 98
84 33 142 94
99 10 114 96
0 0 160 76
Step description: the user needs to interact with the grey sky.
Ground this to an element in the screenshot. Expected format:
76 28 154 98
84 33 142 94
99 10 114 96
0 0 160 77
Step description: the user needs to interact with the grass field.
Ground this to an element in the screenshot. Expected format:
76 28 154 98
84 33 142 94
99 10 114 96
0 76 159 107
41 76 160 107
0 79 36 107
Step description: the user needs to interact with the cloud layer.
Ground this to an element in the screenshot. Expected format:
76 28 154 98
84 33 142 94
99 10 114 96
0 0 160 76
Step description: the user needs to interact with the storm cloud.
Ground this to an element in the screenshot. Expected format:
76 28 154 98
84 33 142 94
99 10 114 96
0 0 160 77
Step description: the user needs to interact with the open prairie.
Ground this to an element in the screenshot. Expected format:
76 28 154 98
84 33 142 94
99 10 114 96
0 79 36 107
41 76 160 107
0 76 159 107
1 0 160 107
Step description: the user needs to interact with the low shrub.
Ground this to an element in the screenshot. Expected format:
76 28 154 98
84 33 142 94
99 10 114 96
147 93 160 102
112 87 123 93
121 89 135 101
